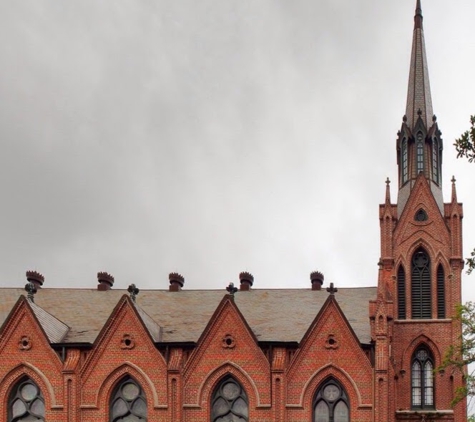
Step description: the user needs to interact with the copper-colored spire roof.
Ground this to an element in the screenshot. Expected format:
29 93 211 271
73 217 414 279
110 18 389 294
405 0 433 129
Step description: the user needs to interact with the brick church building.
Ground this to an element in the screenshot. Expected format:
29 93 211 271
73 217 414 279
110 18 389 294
0 1 467 421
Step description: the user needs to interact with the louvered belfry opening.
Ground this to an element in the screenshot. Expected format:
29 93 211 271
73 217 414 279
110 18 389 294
397 266 406 319
437 265 445 319
411 248 431 319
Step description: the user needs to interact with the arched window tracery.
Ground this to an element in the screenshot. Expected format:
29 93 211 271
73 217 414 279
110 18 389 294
211 376 248 422
110 376 147 421
313 378 350 422
8 378 45 422
411 347 434 409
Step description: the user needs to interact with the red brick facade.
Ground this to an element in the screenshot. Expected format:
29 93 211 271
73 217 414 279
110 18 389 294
0 1 467 421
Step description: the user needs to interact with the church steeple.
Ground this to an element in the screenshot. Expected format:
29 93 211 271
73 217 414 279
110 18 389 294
396 0 443 216
405 0 433 130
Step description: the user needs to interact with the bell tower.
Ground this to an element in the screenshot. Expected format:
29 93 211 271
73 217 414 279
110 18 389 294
373 1 466 420
396 0 443 217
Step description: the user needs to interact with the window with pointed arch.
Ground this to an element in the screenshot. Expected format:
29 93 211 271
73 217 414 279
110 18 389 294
211 376 248 422
411 248 431 319
110 376 147 421
313 378 350 422
8 377 45 421
411 347 434 409
401 138 408 183
397 265 406 319
416 133 424 174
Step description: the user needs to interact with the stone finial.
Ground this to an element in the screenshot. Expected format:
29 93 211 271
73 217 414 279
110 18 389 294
25 282 37 302
310 271 324 291
326 282 338 295
226 282 238 296
169 272 184 292
26 270 44 289
127 284 139 302
403 115 407 123
97 272 114 291
239 272 254 291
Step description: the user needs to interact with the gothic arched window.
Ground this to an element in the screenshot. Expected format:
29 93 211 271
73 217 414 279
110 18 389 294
416 133 424 174
211 376 248 422
313 378 350 422
402 138 408 183
432 138 439 184
8 378 45 421
411 248 431 319
110 377 147 421
397 265 406 319
412 347 434 409
437 264 445 319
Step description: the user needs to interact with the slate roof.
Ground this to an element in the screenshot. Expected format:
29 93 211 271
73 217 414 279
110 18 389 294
0 287 376 345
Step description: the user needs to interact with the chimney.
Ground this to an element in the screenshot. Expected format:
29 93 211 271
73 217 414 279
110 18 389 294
26 271 44 289
97 272 114 291
239 272 254 291
169 273 184 291
310 271 324 291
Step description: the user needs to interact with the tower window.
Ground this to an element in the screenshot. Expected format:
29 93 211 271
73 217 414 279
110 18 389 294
402 138 408 183
313 378 349 422
415 209 428 221
110 377 147 421
411 248 431 319
437 265 445 318
417 133 424 174
411 347 434 409
397 265 406 319
211 376 248 422
432 138 439 184
8 378 45 421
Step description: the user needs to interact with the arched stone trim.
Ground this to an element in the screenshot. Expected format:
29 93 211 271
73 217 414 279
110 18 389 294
401 335 441 370
95 362 160 410
1 362 59 409
406 240 436 264
196 362 260 409
298 364 366 409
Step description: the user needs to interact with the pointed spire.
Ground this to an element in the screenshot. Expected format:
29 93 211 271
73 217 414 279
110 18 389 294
405 0 433 129
385 178 391 204
451 176 458 203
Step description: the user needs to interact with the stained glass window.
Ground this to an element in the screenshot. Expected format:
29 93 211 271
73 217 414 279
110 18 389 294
9 378 45 422
313 379 349 422
211 376 248 422
110 377 147 421
412 348 434 409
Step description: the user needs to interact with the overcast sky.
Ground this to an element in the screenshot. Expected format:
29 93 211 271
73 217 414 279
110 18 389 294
1 1 474 301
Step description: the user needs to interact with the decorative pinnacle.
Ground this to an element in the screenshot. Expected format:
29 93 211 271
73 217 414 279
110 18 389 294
451 176 458 203
385 178 391 203
127 284 139 302
25 282 37 302
226 282 238 296
326 282 338 295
